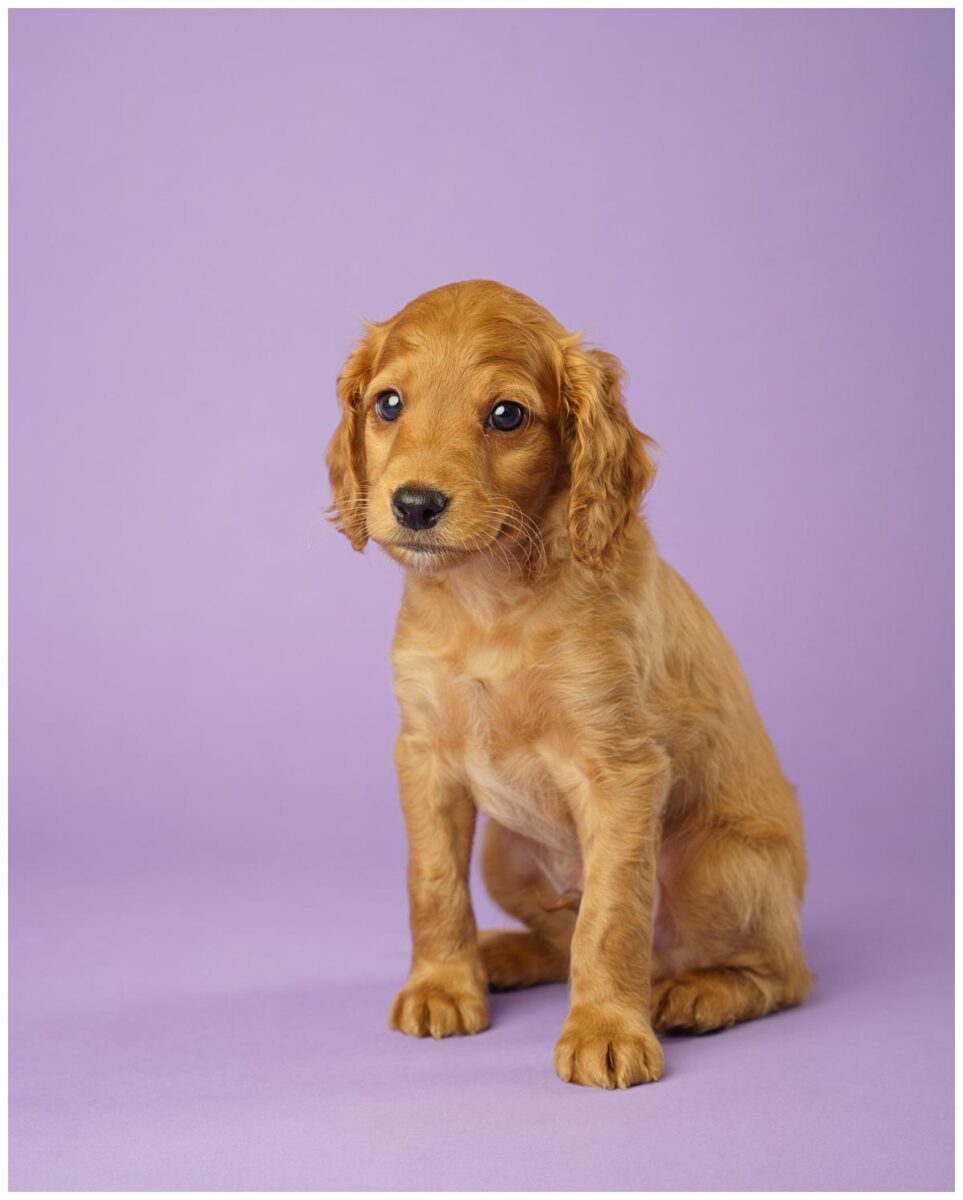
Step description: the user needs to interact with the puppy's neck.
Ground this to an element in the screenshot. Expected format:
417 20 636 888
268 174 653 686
437 552 552 623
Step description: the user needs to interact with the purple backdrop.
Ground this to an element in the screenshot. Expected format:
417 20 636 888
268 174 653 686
10 9 953 1191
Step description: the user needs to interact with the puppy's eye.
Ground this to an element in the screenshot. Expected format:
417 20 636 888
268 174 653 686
487 401 526 432
375 391 403 422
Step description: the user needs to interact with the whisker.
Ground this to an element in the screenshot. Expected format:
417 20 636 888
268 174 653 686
331 490 550 581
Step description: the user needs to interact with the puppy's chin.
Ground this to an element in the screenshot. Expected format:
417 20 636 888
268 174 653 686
375 539 472 576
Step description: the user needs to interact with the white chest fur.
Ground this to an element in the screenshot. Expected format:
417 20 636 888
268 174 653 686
394 643 584 863
462 723 578 854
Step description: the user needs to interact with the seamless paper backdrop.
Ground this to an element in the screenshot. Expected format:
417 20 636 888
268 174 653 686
10 9 953 1191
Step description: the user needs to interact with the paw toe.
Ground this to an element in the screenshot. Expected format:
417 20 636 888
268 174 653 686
652 973 745 1034
390 980 489 1039
554 1009 664 1089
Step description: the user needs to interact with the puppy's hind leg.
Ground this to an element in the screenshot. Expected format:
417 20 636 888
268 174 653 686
651 816 813 1034
479 821 576 990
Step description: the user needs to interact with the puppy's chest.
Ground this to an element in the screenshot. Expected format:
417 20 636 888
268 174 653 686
396 644 582 852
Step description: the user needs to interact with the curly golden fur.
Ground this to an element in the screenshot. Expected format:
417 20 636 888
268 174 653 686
328 279 811 1089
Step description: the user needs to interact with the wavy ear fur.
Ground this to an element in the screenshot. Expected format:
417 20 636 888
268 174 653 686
562 340 657 572
327 323 384 550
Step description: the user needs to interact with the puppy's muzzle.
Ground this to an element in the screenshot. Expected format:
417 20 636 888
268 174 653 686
392 485 449 532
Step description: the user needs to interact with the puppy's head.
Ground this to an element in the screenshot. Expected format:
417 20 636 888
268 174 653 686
327 280 655 573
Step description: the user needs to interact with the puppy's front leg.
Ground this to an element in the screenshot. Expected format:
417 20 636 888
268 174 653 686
389 733 489 1039
554 757 670 1088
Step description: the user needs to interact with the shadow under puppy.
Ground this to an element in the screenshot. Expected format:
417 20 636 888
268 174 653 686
327 279 812 1089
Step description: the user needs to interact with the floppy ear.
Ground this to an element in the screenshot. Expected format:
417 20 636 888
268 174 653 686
327 324 383 550
562 340 657 572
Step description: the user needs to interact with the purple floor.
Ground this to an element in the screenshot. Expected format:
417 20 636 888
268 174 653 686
11 857 953 1191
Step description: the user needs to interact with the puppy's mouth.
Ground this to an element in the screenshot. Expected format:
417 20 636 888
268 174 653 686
377 531 498 571
381 538 472 570
392 541 456 555
376 512 523 571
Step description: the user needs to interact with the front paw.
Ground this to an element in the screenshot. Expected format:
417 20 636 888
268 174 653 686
389 971 490 1039
554 1005 665 1089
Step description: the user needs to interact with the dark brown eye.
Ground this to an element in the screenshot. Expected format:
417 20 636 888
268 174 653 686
375 391 403 421
487 401 526 432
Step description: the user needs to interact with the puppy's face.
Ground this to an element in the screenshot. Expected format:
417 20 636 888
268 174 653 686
359 304 563 572
329 281 656 574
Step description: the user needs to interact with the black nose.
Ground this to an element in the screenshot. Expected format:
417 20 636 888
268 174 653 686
391 485 449 531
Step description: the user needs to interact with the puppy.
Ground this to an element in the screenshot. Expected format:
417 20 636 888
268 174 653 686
328 280 811 1089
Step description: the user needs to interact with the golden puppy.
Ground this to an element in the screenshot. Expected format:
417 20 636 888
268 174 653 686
328 280 811 1089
